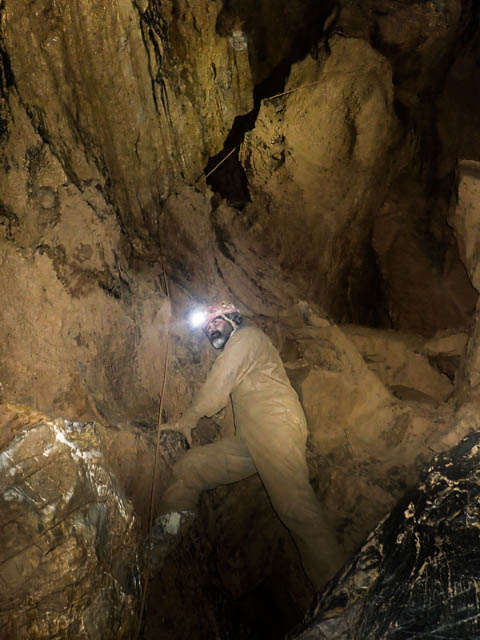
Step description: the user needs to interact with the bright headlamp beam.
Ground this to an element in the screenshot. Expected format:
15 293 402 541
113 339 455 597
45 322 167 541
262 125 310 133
189 309 207 328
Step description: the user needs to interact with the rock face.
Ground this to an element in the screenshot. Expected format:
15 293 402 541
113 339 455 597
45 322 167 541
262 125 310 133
291 430 480 639
340 325 455 403
0 0 253 245
372 175 477 335
0 404 139 640
240 36 401 320
0 85 174 426
278 306 455 560
237 0 478 328
0 0 480 637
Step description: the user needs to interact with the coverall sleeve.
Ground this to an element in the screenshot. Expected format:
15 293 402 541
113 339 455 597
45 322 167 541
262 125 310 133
181 330 257 425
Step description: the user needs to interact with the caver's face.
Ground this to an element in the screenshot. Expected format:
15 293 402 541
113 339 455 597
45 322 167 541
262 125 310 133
206 317 233 349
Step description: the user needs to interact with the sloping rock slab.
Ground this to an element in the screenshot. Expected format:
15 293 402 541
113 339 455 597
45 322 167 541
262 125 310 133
290 431 480 639
0 405 139 639
340 325 453 403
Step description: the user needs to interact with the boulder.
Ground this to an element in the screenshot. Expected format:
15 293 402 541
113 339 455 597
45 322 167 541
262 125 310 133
239 36 401 319
290 430 480 639
0 404 140 640
423 329 469 379
340 324 453 403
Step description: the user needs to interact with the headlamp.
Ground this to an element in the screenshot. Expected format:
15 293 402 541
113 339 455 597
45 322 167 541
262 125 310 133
188 308 207 329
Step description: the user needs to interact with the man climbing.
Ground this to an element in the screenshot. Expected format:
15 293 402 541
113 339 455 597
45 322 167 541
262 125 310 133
149 302 340 590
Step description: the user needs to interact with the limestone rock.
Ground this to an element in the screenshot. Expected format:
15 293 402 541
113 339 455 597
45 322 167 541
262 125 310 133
290 431 480 639
1 0 253 246
423 330 469 360
423 329 469 379
0 89 173 426
440 161 480 403
437 48 480 177
371 175 477 336
0 404 139 640
341 325 453 403
279 307 455 559
215 0 333 85
335 0 466 112
333 0 477 333
240 36 401 319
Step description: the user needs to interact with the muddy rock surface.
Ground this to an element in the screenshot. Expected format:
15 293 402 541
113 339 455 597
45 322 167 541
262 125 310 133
340 325 457 403
450 159 480 291
240 36 401 320
279 306 456 559
0 404 139 640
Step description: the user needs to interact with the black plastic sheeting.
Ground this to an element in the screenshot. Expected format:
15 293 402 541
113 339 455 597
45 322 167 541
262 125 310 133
290 431 480 639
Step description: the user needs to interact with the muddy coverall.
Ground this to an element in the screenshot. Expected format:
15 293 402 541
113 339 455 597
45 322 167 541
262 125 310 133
159 326 339 589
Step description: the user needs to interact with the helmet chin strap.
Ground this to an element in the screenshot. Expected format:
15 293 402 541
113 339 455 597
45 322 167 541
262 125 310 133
219 314 239 334
212 315 238 338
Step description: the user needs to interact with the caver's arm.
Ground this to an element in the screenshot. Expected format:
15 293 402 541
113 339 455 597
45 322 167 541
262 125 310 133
178 329 258 434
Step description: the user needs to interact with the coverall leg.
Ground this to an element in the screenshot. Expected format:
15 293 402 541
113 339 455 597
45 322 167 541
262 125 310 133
158 436 257 513
237 414 340 590
159 425 339 590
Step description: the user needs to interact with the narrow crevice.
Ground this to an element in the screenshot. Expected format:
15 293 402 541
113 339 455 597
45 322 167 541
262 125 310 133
0 25 14 142
205 60 291 207
0 42 14 91
205 4 335 205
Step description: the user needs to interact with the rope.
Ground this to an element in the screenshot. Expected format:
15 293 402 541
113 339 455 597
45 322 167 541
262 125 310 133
135 253 171 639
264 79 324 101
195 69 371 182
196 144 240 183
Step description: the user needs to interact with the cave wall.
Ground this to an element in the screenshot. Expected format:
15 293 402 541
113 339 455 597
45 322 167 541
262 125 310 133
0 88 171 424
0 0 253 249
239 0 478 328
240 35 403 321
1 0 480 638
1 0 479 425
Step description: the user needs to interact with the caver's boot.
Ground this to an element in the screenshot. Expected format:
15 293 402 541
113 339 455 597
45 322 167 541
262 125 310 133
145 509 196 576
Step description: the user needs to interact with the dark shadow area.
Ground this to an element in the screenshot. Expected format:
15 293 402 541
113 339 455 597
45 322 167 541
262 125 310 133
216 580 306 640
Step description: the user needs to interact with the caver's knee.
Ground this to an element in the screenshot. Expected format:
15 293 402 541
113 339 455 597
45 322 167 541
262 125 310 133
171 448 200 479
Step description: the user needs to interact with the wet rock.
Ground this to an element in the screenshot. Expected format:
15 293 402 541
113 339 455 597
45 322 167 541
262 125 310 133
0 404 140 640
290 430 480 639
